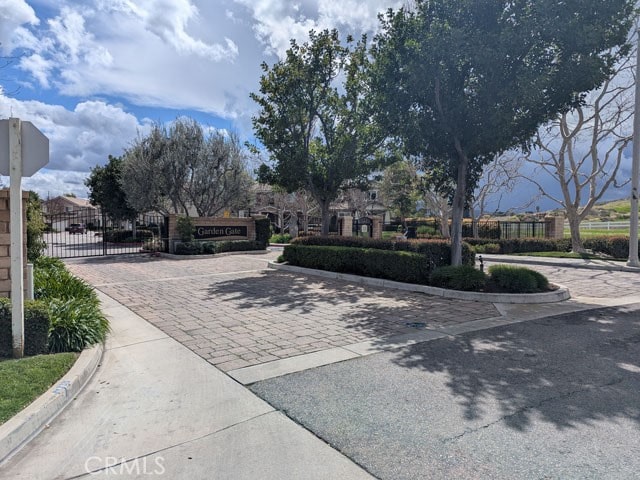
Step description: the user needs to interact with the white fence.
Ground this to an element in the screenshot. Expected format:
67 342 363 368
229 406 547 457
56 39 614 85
564 221 630 231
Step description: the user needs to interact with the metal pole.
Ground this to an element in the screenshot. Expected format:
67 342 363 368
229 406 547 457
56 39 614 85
9 118 25 358
628 28 640 267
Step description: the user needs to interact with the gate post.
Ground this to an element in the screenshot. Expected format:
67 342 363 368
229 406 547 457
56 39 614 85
340 216 353 237
102 211 107 256
0 188 28 298
372 216 383 239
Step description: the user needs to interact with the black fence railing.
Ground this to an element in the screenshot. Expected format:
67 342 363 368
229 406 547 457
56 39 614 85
383 220 547 240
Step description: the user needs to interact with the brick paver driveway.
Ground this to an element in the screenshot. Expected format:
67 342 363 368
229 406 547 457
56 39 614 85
67 253 499 372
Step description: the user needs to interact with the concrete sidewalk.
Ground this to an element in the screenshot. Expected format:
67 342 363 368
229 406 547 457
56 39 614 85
480 253 640 272
0 291 373 479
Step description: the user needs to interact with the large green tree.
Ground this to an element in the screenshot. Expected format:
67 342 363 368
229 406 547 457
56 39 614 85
371 0 634 264
379 161 420 226
85 155 139 222
251 29 391 235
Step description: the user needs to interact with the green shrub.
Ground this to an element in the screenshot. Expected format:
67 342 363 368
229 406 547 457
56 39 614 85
416 225 437 236
215 240 261 253
176 216 195 243
0 299 51 357
47 298 109 353
104 229 153 243
175 242 203 255
202 242 216 254
474 243 501 254
269 233 292 243
34 264 96 301
27 192 47 262
292 236 475 268
429 265 487 291
283 244 432 284
583 236 634 259
254 217 271 249
487 265 549 293
32 258 109 353
34 256 65 272
464 237 572 254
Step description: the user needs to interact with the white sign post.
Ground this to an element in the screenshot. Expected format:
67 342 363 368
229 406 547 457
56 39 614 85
0 118 49 358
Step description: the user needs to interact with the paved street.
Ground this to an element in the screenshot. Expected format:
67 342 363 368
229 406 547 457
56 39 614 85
251 303 640 480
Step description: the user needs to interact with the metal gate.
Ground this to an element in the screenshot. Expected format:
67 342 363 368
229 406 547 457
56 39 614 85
353 217 373 237
44 210 166 259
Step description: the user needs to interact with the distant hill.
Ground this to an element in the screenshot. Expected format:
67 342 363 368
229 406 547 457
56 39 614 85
541 197 634 221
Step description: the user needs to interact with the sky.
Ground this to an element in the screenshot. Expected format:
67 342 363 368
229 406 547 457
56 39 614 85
0 0 404 199
0 0 635 212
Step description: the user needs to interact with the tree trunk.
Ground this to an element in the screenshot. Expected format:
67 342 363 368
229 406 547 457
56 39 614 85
471 206 479 239
320 200 331 235
567 211 585 253
440 213 450 239
450 156 468 266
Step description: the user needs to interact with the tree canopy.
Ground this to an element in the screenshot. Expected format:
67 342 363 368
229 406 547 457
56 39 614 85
85 155 139 222
121 118 253 217
251 29 392 234
371 0 635 264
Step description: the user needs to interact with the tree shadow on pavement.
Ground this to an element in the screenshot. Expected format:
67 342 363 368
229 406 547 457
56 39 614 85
386 303 640 431
205 271 497 329
205 271 368 314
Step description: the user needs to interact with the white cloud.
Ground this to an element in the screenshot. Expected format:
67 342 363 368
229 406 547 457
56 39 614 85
233 0 402 57
0 93 149 174
0 0 39 54
19 169 91 199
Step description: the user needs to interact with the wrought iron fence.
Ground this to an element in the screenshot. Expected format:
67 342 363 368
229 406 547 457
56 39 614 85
44 210 166 258
383 219 547 240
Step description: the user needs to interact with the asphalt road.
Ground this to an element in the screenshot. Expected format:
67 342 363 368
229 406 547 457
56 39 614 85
250 304 640 480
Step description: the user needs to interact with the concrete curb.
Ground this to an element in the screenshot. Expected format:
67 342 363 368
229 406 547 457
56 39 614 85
267 262 571 304
0 342 104 464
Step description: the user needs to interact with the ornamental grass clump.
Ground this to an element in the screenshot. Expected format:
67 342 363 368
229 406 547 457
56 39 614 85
33 256 109 352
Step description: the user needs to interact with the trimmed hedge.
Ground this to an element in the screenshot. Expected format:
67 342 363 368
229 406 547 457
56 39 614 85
430 265 487 291
487 265 549 293
175 240 263 255
583 236 636 259
283 245 432 284
104 229 153 243
0 298 51 357
292 235 475 267
465 237 571 254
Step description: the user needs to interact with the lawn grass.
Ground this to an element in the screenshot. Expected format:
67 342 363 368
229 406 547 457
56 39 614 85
565 228 630 237
0 353 78 424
